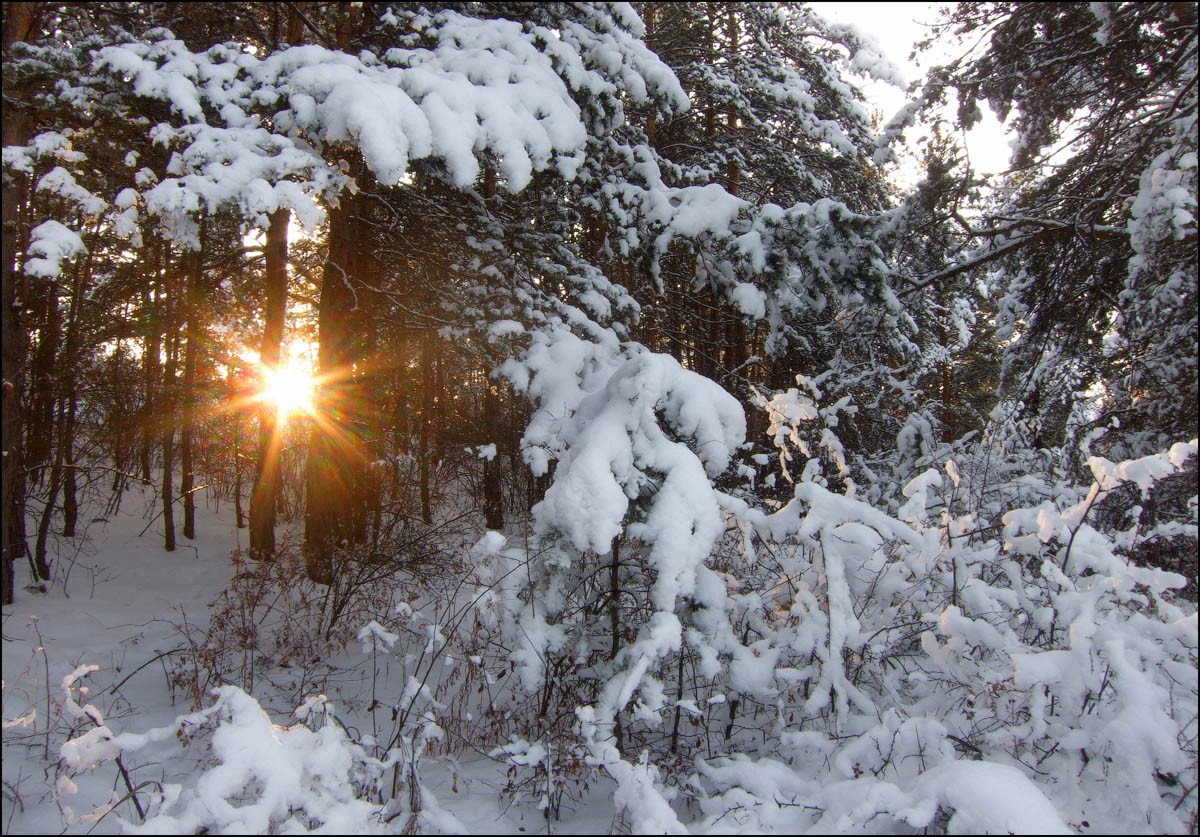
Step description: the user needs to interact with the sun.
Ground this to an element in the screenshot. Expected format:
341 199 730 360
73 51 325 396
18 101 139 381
261 362 315 418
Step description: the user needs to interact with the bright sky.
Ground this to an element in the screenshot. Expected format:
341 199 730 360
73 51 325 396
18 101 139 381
808 1 1012 183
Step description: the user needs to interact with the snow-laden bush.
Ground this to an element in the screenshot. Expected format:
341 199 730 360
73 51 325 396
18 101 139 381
58 674 376 834
692 426 1198 834
492 334 1198 833
58 677 468 835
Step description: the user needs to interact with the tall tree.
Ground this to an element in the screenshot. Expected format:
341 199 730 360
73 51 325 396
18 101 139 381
248 5 305 560
2 2 47 603
248 208 291 558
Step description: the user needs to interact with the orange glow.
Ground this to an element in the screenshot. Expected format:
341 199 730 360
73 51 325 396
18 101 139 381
260 362 315 419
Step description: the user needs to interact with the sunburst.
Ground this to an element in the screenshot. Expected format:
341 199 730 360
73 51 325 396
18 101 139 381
260 361 315 419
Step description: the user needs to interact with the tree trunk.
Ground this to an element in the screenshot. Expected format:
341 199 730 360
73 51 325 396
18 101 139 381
61 238 92 539
32 455 59 584
939 321 954 442
247 0 304 558
2 1 42 602
33 388 65 581
141 260 161 484
26 276 57 486
180 240 204 541
250 208 289 558
304 189 366 583
61 390 78 539
161 257 179 553
721 4 745 387
480 168 503 531
609 536 624 754
724 4 740 197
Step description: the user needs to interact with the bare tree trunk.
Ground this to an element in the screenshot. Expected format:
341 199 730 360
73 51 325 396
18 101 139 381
725 4 747 388
26 277 57 486
245 0 305 556
724 5 740 196
141 260 161 484
609 536 624 754
61 239 92 539
250 209 289 558
62 391 78 538
181 233 205 541
34 383 67 581
234 415 246 529
480 168 503 531
36 244 86 575
161 256 179 553
2 2 42 603
939 321 954 442
27 285 58 582
33 449 60 584
305 188 366 583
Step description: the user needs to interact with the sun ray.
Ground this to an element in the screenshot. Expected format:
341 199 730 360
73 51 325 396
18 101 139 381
259 361 315 419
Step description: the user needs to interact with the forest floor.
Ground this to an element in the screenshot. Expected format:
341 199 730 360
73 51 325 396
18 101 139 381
1 484 616 835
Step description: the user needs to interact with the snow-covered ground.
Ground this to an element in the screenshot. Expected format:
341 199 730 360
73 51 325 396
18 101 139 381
3 487 237 833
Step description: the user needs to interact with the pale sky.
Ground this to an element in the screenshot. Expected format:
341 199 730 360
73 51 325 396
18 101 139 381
808 1 1013 183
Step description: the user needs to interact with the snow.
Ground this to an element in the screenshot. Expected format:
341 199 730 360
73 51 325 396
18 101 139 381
23 220 87 278
81 13 656 240
1087 439 1197 496
730 282 767 319
357 621 399 654
914 761 1072 835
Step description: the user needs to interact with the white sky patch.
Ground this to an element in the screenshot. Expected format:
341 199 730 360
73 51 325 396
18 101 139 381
809 2 1013 185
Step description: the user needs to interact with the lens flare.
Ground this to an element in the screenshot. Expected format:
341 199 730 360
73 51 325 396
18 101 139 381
261 362 314 418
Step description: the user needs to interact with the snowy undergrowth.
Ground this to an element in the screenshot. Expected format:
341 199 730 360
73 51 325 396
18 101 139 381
2 471 613 835
5 406 1197 834
486 346 1198 835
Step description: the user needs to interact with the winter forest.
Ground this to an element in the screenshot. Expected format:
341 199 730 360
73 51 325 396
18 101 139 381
1 1 1196 833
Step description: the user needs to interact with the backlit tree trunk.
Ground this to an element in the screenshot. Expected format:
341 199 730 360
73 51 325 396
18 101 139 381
180 234 204 540
303 4 368 584
249 208 289 558
140 275 159 483
304 191 367 583
60 242 90 539
483 380 503 530
161 251 179 553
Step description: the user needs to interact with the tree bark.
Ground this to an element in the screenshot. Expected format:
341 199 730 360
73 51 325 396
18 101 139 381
1 0 43 603
60 249 89 539
480 168 503 531
304 189 367 583
418 334 434 525
180 235 204 541
161 255 179 553
250 208 289 558
610 536 624 754
141 261 161 483
26 275 57 486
